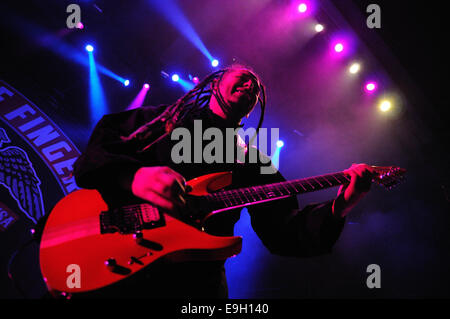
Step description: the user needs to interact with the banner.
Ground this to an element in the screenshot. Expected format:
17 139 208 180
0 79 81 228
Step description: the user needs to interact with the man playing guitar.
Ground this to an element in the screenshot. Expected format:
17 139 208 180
68 65 374 298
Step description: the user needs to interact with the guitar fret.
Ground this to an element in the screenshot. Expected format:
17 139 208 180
303 179 315 190
270 182 289 196
240 189 250 203
319 175 333 186
263 185 277 198
231 191 244 205
337 173 351 182
280 182 291 194
330 174 342 184
205 170 364 212
294 181 307 192
253 187 263 201
286 181 298 193
223 196 232 207
249 191 258 202
313 177 323 188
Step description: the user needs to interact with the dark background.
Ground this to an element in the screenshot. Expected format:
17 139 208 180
0 0 448 298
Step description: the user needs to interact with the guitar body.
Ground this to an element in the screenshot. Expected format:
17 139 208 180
39 166 405 294
39 172 241 294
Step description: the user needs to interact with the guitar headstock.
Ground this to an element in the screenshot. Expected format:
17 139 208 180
371 166 407 190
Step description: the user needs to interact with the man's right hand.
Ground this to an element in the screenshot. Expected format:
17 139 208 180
131 166 186 211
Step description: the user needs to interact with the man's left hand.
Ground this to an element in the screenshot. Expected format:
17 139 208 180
332 163 374 218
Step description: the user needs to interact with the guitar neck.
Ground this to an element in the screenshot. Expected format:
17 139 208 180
205 171 351 212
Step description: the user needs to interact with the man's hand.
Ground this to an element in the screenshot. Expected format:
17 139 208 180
131 166 187 211
332 163 374 218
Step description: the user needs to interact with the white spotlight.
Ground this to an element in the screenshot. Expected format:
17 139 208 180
349 63 361 74
315 24 324 33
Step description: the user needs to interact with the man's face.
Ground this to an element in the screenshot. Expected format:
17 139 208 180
216 69 260 118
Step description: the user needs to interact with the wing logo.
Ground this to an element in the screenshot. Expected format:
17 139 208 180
0 128 45 224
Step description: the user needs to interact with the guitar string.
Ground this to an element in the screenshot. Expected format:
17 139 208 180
205 173 350 206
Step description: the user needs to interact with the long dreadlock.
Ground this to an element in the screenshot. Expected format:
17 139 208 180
121 66 266 152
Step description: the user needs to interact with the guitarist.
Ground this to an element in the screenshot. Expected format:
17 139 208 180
73 65 374 298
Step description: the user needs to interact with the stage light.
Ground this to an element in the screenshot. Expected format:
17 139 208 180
85 44 94 52
349 63 361 74
128 83 151 110
365 82 377 93
172 74 180 82
276 140 284 148
76 22 84 29
88 50 107 125
329 33 354 58
148 1 215 64
123 79 130 87
379 100 392 112
298 3 308 13
211 59 219 67
334 43 344 53
315 24 324 33
192 76 199 84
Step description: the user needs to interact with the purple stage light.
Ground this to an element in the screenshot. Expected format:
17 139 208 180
143 83 150 89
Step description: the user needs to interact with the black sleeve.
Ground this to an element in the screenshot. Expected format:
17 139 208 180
246 153 346 258
73 106 164 193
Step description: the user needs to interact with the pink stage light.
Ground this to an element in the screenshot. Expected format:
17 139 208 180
192 76 199 84
334 43 344 53
298 3 308 13
128 85 150 110
365 82 378 93
329 33 355 58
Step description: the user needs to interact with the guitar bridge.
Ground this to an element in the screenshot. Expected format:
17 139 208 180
100 204 165 234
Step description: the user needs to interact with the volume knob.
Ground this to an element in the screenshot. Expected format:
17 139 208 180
133 231 143 244
104 258 117 270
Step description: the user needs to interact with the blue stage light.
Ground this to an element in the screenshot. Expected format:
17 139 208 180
211 59 219 67
88 52 107 126
172 74 180 82
85 44 94 52
124 79 130 86
276 140 284 148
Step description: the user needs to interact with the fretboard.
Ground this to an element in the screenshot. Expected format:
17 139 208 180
205 172 350 212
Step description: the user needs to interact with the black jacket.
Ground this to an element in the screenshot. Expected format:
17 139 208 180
73 105 345 298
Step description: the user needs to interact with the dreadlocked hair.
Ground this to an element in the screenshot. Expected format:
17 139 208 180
123 65 266 152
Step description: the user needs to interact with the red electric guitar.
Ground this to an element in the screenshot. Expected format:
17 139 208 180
39 166 406 293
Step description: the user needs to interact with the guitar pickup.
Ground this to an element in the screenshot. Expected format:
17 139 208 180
100 204 166 234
